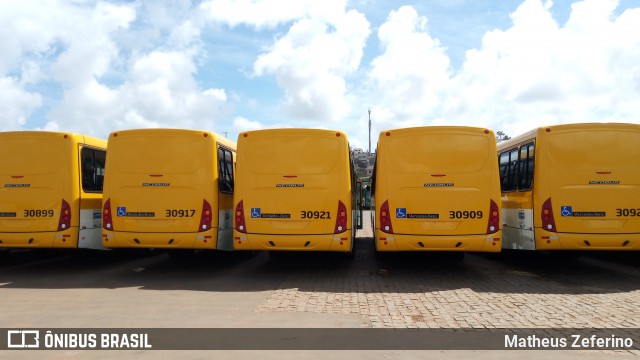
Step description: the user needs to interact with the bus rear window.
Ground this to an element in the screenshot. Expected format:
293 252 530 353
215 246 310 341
0 137 66 174
246 136 340 175
387 134 490 174
547 130 640 170
112 135 207 174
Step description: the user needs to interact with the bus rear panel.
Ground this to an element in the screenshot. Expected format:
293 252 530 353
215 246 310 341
102 129 236 251
501 123 640 251
233 129 355 253
374 127 502 253
0 131 106 249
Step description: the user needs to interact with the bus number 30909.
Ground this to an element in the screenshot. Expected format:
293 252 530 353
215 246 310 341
449 210 483 219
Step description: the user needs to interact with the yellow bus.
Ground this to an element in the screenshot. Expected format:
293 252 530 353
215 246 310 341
373 126 502 256
233 128 361 255
498 123 640 251
102 129 236 252
0 131 106 249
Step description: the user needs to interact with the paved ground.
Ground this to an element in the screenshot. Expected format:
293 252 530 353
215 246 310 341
1 211 639 358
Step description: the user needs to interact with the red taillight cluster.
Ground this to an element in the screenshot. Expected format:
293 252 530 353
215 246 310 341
57 199 71 231
199 199 212 232
541 198 557 232
380 200 393 234
102 199 113 231
235 200 247 233
334 200 347 234
486 199 500 234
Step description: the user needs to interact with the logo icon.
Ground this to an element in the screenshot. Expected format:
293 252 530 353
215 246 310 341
561 206 572 217
251 208 261 218
396 208 406 218
7 330 40 348
117 207 126 217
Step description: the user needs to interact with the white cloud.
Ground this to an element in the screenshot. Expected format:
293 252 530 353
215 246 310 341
201 0 346 29
367 5 451 132
363 1 640 141
446 0 640 136
0 1 233 138
233 116 264 132
0 77 42 130
46 50 229 137
253 10 370 123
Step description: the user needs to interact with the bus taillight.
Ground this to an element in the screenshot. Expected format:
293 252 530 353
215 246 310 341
541 198 557 232
57 199 71 231
334 200 347 234
380 200 394 234
486 199 499 234
103 199 113 231
235 200 247 233
199 199 212 232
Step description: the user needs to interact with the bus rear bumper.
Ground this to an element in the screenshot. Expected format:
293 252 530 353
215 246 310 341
375 230 502 252
0 229 78 249
233 232 352 252
102 229 217 250
537 230 640 250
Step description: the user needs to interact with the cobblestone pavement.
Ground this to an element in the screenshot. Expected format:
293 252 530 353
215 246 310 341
258 211 640 331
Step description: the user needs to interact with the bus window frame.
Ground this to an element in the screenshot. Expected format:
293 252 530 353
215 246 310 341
517 142 535 192
218 145 235 194
80 146 106 194
499 148 519 193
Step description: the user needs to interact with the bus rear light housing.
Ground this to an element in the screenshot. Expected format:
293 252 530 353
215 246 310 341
102 199 113 231
199 199 212 232
486 199 500 234
235 200 247 233
334 200 348 234
58 199 71 231
380 200 394 234
541 198 557 232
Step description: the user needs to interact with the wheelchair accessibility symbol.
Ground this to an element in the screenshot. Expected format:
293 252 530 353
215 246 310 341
561 206 572 217
251 208 261 218
117 207 126 217
396 208 406 218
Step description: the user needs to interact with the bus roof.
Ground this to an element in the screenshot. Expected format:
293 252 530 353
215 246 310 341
497 122 640 151
108 128 236 149
378 126 495 138
0 131 106 148
240 128 347 139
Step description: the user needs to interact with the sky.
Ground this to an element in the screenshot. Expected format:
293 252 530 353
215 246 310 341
1 0 639 150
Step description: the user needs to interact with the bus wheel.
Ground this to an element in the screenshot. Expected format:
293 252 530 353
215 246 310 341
449 251 465 262
268 251 285 260
167 250 194 259
374 250 388 261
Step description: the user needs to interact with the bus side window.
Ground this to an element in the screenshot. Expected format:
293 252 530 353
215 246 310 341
499 149 518 192
499 152 510 191
81 147 106 193
218 147 234 194
518 143 534 191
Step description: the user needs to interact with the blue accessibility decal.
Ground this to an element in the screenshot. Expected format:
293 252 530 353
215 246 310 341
117 207 127 217
561 206 572 217
251 208 261 218
396 208 406 218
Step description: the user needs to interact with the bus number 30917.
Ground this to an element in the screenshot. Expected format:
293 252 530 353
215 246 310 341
166 209 196 217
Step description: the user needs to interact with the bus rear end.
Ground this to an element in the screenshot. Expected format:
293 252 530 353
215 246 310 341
233 129 354 253
0 132 78 249
535 123 640 250
102 129 223 250
374 127 501 253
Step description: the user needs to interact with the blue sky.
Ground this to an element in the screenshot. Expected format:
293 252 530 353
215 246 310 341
1 0 639 149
